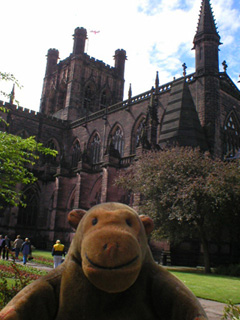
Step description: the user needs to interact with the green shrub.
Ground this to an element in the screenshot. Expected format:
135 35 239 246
216 264 240 277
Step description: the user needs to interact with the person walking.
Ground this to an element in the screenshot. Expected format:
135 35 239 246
13 235 23 260
2 235 11 260
52 240 65 268
21 238 31 265
0 235 4 258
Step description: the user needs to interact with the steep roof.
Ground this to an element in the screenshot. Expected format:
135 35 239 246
194 0 220 45
159 78 208 150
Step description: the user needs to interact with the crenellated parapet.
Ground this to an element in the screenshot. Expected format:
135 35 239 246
0 100 68 126
40 26 127 119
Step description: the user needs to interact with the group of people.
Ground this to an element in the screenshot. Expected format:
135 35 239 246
0 234 65 268
0 234 32 264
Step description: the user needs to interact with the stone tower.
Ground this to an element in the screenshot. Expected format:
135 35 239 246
40 28 127 121
193 0 222 156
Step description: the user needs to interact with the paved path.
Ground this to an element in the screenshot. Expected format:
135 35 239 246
22 261 227 319
198 298 226 320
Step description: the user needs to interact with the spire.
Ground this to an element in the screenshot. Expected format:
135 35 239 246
193 0 221 75
9 84 15 104
155 71 159 91
128 83 132 101
194 0 220 45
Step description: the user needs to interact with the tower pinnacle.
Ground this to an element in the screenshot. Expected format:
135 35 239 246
193 0 221 75
194 0 220 42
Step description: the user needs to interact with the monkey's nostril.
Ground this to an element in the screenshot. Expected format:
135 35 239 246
103 244 108 250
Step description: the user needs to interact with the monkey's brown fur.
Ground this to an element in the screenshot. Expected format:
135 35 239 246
0 203 208 320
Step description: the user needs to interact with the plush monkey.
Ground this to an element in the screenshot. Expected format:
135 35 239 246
0 203 208 320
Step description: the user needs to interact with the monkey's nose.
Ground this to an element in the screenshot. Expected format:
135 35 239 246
103 242 119 256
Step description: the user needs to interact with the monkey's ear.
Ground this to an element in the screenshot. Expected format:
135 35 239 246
68 209 86 229
139 215 154 236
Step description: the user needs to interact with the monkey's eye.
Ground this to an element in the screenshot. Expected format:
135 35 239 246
92 217 98 226
126 219 132 227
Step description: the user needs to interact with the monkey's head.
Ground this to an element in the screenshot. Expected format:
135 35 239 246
68 202 154 293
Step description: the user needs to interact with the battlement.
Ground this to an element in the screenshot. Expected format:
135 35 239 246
84 54 114 71
0 100 68 125
58 52 115 73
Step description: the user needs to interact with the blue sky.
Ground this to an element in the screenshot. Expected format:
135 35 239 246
0 0 240 112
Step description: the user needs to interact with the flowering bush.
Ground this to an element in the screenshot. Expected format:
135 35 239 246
0 260 47 310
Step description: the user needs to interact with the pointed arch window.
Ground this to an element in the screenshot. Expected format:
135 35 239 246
17 189 38 226
100 90 111 109
72 140 81 168
44 139 58 164
223 112 240 158
84 84 95 112
90 133 101 164
111 126 124 157
133 118 145 153
17 130 29 139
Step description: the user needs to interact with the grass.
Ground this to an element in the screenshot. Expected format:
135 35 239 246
32 250 52 260
30 249 53 267
1 251 240 305
169 270 240 304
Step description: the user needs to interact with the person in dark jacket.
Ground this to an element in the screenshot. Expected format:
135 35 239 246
52 240 65 268
2 235 11 260
21 238 32 265
0 235 4 258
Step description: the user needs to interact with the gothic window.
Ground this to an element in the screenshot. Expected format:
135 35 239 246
72 140 81 168
17 130 29 139
84 84 95 112
100 90 111 109
90 133 101 164
44 139 59 164
17 189 38 226
223 112 240 158
111 126 124 157
132 117 145 154
57 79 67 110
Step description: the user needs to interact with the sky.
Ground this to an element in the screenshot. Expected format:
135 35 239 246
1 0 240 112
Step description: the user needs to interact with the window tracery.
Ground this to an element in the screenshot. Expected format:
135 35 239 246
44 139 59 164
111 126 124 157
223 112 240 158
100 90 111 109
90 133 101 164
72 140 81 167
17 189 38 226
84 84 95 112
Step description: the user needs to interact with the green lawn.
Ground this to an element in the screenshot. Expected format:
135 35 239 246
170 270 240 304
32 249 53 259
3 250 240 305
31 251 240 304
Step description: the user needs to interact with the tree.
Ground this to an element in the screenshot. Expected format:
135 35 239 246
0 132 57 208
115 147 240 273
0 72 58 208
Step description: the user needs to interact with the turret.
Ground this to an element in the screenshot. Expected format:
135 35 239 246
193 0 221 76
114 49 127 78
73 27 87 55
45 49 59 75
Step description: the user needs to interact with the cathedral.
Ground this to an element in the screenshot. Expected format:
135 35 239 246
0 0 240 263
